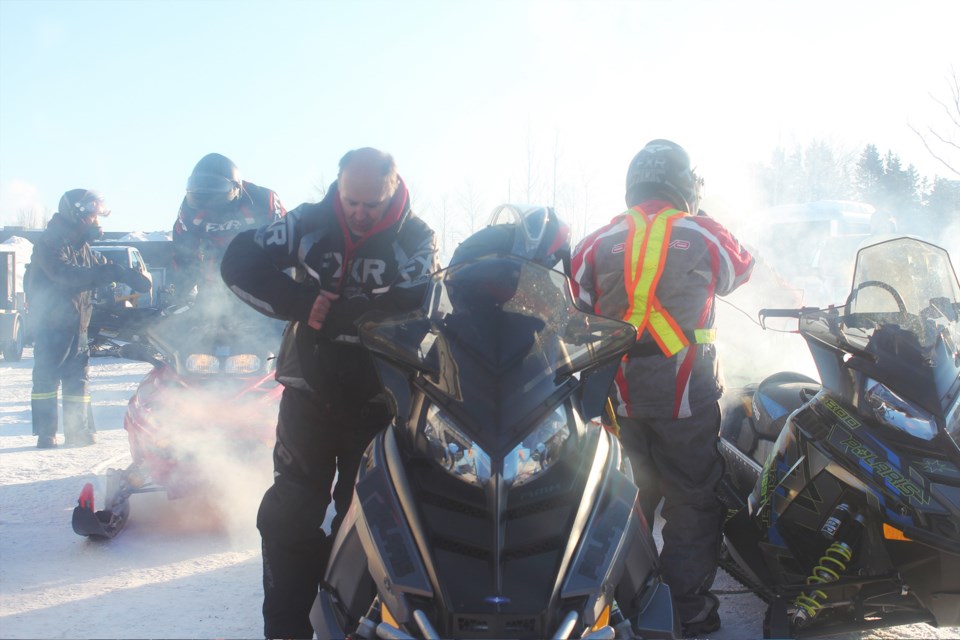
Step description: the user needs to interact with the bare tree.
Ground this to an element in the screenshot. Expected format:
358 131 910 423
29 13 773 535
909 67 960 177
309 176 328 204
16 206 49 229
456 179 486 239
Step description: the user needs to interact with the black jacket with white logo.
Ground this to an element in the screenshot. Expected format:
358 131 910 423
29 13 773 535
220 177 438 404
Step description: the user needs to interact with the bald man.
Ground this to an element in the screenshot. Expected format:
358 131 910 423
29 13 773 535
221 148 439 639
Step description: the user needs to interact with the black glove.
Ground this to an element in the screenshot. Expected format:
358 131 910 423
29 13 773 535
99 263 127 284
122 267 152 294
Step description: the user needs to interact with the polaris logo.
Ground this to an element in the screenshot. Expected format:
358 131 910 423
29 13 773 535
669 240 690 250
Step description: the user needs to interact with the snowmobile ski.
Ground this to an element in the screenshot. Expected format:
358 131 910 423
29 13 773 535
72 481 131 539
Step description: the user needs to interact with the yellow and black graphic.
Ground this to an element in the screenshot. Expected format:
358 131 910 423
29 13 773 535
839 436 930 506
821 397 861 429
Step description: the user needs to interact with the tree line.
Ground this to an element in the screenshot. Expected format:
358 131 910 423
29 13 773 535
754 140 959 236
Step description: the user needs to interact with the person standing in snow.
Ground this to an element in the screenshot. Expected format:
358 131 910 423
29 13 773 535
570 140 754 637
171 153 285 304
220 147 439 639
28 189 151 448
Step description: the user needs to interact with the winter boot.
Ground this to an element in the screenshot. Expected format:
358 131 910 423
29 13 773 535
65 431 97 447
37 434 58 448
680 593 721 638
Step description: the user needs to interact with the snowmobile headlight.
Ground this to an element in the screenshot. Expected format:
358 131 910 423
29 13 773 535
503 404 570 488
185 353 219 374
424 406 492 487
865 378 937 440
224 354 261 374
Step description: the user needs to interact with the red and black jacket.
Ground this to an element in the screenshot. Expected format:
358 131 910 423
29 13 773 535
172 181 285 296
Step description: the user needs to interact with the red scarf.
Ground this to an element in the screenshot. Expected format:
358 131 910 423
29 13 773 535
334 176 408 255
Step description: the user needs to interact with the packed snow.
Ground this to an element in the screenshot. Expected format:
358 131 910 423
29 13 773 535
2 348 958 639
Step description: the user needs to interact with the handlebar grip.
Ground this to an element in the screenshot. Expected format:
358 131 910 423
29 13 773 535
759 307 820 319
759 308 802 319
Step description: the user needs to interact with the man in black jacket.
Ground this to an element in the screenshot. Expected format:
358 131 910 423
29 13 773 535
220 148 439 639
29 189 151 448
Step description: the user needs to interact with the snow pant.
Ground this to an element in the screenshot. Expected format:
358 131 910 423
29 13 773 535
257 386 391 639
31 326 95 442
618 402 724 625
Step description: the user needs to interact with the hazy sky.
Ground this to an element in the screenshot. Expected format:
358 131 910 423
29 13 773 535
1 0 957 239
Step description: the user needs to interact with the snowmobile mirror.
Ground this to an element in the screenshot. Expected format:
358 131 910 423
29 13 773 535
117 342 162 366
576 360 621 422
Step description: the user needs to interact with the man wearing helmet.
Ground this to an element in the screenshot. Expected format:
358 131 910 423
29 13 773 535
571 140 754 637
28 189 151 448
171 153 285 303
220 148 439 639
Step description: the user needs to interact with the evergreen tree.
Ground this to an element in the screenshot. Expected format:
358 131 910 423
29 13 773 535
855 144 884 204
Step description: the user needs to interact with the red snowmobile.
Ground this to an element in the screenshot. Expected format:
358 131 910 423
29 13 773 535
72 292 284 539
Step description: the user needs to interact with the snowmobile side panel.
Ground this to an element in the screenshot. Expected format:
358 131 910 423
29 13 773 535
352 431 433 623
632 578 679 639
309 589 349 640
561 434 642 625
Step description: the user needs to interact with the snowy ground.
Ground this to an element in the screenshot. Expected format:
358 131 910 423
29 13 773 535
2 349 958 639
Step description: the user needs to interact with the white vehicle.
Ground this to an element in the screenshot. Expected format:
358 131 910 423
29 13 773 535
92 245 154 308
743 200 877 307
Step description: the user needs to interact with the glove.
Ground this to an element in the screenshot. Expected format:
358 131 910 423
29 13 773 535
99 263 127 284
122 267 152 294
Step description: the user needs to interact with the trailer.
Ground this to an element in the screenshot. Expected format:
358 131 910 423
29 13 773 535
0 250 25 361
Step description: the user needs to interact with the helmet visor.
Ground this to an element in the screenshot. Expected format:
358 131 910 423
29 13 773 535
186 174 240 209
74 193 110 218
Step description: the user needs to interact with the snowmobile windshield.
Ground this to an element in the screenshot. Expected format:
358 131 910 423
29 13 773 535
799 237 960 434
358 256 636 453
147 291 284 379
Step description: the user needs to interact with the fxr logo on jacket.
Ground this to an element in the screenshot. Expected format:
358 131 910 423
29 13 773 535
324 252 388 286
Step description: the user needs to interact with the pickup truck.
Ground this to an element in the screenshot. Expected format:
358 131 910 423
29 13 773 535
91 245 154 308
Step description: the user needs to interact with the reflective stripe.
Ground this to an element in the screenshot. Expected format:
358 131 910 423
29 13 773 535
32 391 59 401
693 328 716 343
63 395 92 404
622 206 692 357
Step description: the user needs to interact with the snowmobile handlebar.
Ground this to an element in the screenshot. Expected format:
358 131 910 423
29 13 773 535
758 307 821 330
759 307 821 319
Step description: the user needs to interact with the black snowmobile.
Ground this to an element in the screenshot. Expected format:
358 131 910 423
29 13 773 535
310 255 678 639
718 237 960 637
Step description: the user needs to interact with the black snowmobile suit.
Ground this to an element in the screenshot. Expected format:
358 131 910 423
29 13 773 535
28 213 122 442
220 177 438 403
221 177 438 639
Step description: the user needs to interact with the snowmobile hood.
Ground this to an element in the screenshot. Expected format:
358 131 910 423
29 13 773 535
357 257 636 457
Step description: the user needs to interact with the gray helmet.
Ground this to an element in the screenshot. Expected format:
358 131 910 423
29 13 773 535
625 139 703 213
186 153 242 210
450 204 572 274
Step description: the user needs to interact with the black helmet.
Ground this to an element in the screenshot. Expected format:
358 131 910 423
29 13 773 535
625 139 703 213
487 204 571 270
58 188 109 240
186 153 242 210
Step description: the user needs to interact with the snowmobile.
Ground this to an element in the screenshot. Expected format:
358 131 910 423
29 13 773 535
72 291 284 539
717 237 960 638
309 255 678 639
